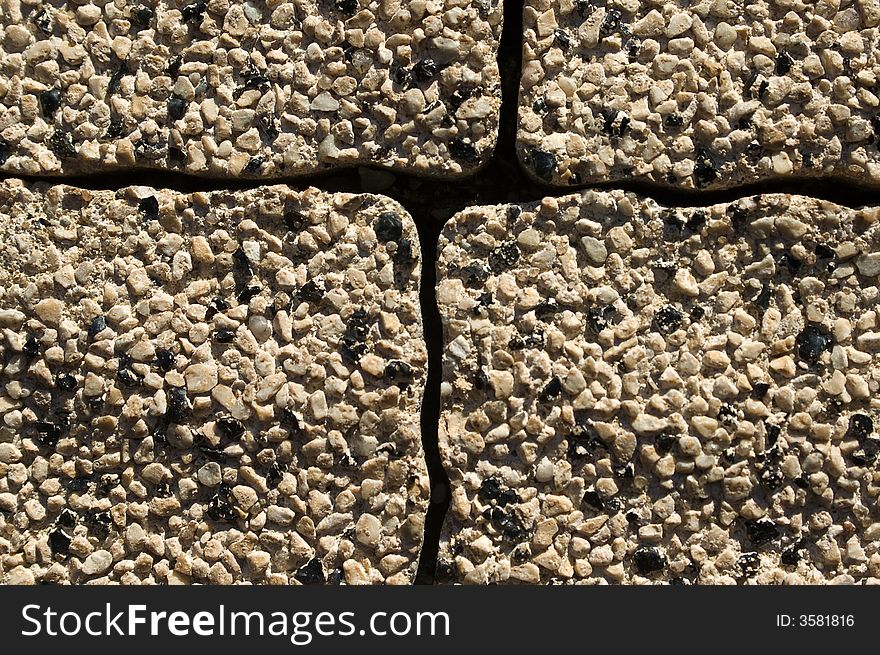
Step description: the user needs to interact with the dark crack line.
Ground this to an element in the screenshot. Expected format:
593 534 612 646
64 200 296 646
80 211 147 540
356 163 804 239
413 216 449 584
3 0 880 586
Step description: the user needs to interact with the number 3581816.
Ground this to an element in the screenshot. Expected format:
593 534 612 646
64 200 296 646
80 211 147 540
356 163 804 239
776 615 855 627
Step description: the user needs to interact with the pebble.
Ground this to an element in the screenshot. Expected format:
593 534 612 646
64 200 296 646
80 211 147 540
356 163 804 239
81 550 113 576
184 363 218 393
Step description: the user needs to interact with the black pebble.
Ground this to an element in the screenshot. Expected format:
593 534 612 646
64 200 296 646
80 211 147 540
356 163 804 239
376 443 399 457
132 5 153 25
851 438 879 465
322 568 341 585
34 420 62 447
340 308 370 363
765 423 781 448
394 237 416 265
155 348 174 371
295 558 326 585
384 359 414 389
207 484 236 522
654 304 683 333
55 373 77 391
553 29 570 51
447 83 476 113
167 96 186 121
492 510 528 542
665 113 684 128
780 542 802 566
258 114 279 142
693 148 718 187
57 508 78 528
600 8 621 38
633 546 666 574
655 431 677 453
237 285 261 303
0 137 9 166
167 55 183 79
298 279 325 304
166 386 190 423
434 559 454 582
66 476 91 493
776 51 793 76
181 0 206 23
138 195 159 218
217 416 245 439
753 283 772 310
107 63 127 97
40 88 62 118
478 478 503 503
462 262 490 285
567 428 603 461
284 206 307 232
82 510 112 539
266 463 284 489
535 299 559 321
488 241 520 271
214 329 235 343
48 529 71 557
23 335 39 357
738 552 761 575
582 488 605 510
745 518 780 546
48 130 76 158
814 243 835 259
539 376 562 401
585 305 612 333
846 413 874 440
392 65 411 87
530 148 556 179
244 155 264 174
33 8 53 33
412 59 438 83
116 367 142 388
280 407 302 434
374 211 403 243
795 322 833 365
105 117 124 139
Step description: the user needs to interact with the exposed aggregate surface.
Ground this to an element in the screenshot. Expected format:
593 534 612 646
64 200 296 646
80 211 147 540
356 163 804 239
437 191 880 584
0 179 429 584
0 0 502 178
518 0 880 188
3 0 880 589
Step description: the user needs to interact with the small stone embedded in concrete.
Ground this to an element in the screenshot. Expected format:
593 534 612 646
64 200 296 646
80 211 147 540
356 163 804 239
436 190 880 584
0 179 428 585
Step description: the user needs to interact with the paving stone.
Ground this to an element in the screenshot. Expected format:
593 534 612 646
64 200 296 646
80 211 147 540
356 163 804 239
436 190 880 584
518 0 880 189
0 0 502 179
0 179 428 585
